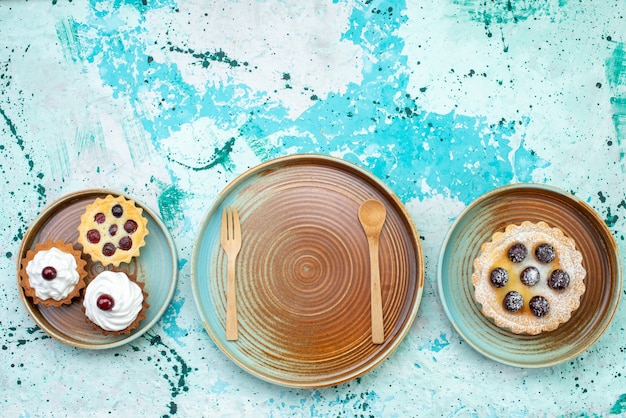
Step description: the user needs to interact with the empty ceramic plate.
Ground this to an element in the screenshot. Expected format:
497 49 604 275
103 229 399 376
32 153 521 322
192 154 424 388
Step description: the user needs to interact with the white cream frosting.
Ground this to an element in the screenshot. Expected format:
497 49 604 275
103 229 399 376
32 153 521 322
83 271 144 332
26 247 80 301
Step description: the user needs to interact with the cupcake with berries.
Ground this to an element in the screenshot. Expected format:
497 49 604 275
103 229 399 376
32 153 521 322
77 195 149 267
19 240 88 308
82 270 149 335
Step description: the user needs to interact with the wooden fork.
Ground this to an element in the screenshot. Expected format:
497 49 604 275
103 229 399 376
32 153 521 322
220 206 242 340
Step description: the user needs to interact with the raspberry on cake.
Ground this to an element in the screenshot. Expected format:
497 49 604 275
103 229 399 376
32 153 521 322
19 240 88 308
77 195 149 267
471 221 586 335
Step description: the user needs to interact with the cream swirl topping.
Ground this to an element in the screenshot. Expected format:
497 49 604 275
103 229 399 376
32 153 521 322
83 271 144 331
26 247 80 301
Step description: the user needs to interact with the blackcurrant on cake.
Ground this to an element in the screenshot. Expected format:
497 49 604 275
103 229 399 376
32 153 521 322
77 195 149 267
83 270 149 335
471 221 586 335
19 240 87 308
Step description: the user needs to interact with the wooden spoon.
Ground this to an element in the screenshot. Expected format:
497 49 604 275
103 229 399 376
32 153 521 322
358 199 386 344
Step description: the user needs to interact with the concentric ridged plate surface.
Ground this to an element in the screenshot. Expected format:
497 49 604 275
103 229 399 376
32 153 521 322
438 183 621 367
192 155 424 388
17 189 178 349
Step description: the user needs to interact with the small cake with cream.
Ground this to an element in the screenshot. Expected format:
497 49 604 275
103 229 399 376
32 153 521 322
19 240 87 307
83 270 148 335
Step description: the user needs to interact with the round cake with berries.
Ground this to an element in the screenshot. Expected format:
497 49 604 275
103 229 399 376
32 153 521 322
19 240 87 308
77 195 149 267
471 221 586 335
83 270 148 335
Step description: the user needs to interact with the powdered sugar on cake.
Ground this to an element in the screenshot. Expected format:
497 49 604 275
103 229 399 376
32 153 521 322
472 221 586 335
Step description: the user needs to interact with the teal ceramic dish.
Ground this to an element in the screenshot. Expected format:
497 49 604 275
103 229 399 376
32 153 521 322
438 183 621 367
192 154 424 388
17 189 178 349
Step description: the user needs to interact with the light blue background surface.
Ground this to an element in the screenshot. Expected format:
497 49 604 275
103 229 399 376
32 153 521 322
1 0 626 416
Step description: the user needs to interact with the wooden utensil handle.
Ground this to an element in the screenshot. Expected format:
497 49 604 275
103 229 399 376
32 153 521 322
368 237 384 344
226 257 238 340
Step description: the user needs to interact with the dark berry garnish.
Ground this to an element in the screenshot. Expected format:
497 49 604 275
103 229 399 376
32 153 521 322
119 236 132 251
124 219 138 234
94 213 106 224
503 291 523 312
535 243 555 263
529 295 550 317
102 243 116 256
87 229 101 244
507 243 527 263
97 294 115 311
548 269 570 290
112 204 123 218
41 266 57 280
489 267 509 288
520 266 540 286
109 224 118 236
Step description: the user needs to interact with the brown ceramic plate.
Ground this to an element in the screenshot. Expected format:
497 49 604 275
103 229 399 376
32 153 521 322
16 189 178 349
192 154 424 388
438 183 621 366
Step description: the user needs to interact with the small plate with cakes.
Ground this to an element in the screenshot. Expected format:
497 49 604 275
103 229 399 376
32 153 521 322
437 183 621 367
16 189 178 349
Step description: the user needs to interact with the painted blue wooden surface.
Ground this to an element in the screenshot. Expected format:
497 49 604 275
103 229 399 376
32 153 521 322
1 0 626 416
